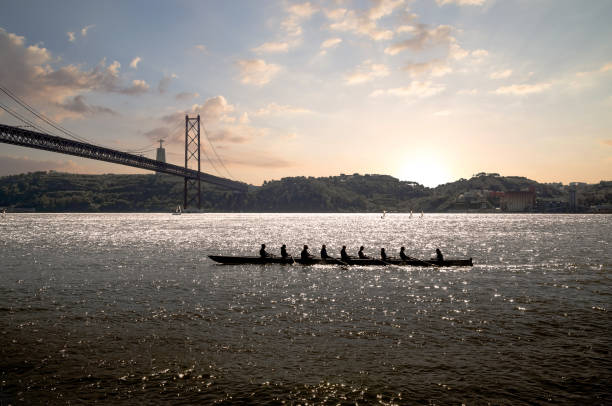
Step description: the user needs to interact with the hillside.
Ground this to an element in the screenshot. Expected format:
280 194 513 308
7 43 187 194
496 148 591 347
0 171 610 213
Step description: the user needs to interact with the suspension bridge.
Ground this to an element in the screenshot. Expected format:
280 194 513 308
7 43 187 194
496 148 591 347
0 87 247 210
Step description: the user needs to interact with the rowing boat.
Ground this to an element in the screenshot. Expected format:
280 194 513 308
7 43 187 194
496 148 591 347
208 255 473 267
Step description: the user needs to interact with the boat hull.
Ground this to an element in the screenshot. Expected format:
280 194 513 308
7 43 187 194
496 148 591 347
208 255 473 267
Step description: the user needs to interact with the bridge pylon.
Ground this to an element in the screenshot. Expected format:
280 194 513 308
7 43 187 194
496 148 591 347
184 115 201 210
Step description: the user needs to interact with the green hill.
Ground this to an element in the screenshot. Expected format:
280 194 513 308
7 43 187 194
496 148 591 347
0 171 610 213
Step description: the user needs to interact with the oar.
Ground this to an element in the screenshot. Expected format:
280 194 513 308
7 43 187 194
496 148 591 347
333 257 350 266
406 256 439 268
376 258 404 269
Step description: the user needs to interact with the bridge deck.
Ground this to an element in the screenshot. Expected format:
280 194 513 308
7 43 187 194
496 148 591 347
0 124 246 191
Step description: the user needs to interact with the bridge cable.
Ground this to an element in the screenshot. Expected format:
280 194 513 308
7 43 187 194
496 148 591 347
201 124 234 180
1 84 162 156
0 102 51 134
0 85 96 145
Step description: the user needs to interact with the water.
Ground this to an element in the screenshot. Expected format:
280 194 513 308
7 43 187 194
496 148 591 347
0 213 610 404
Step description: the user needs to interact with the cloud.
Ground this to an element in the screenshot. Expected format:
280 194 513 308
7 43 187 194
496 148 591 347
370 81 446 98
161 95 236 127
490 69 512 79
282 2 319 36
384 24 453 55
253 102 312 116
122 79 150 94
56 95 117 117
576 61 612 77
494 82 551 95
321 37 342 49
236 59 281 86
81 25 95 37
151 96 273 148
0 155 84 176
471 49 489 58
175 92 199 101
601 139 612 147
158 73 177 93
326 0 404 41
402 59 452 77
130 57 141 69
253 41 290 53
67 32 76 42
345 60 390 85
194 44 207 53
0 27 150 112
436 0 486 5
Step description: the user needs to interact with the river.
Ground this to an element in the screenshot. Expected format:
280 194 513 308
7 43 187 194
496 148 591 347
0 213 610 404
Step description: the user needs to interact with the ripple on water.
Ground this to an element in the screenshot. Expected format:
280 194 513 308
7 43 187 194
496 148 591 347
0 213 610 404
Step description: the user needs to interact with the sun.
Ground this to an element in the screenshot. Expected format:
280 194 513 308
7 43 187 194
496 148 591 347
397 156 452 187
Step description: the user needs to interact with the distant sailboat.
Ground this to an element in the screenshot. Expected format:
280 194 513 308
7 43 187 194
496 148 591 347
381 210 386 219
173 205 182 215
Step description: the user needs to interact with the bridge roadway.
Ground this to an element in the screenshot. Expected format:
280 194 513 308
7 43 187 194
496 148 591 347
0 124 246 191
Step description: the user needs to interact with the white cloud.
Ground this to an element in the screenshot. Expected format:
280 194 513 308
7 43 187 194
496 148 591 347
436 0 486 6
490 69 513 79
494 82 551 95
397 25 416 34
326 0 404 41
0 27 149 120
601 62 612 72
370 81 446 98
253 41 290 53
282 2 319 36
345 60 390 85
403 59 452 77
124 79 150 94
130 56 141 69
67 32 76 42
239 112 250 124
471 49 489 58
81 24 95 37
236 59 281 86
321 37 342 49
384 24 453 55
253 103 312 116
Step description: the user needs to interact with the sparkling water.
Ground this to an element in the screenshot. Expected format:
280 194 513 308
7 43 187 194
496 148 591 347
1 213 610 404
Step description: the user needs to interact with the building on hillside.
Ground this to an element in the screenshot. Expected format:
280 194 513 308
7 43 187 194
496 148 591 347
500 188 536 212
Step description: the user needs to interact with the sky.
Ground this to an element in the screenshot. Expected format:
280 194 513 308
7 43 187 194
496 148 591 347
0 0 611 187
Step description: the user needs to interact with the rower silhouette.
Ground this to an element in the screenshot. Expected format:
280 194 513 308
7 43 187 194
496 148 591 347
301 245 313 261
340 245 351 261
358 246 369 259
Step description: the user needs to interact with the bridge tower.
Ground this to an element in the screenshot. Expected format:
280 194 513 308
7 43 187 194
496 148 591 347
184 115 201 210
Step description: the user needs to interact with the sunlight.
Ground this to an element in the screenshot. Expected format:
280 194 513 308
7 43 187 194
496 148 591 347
397 156 453 187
